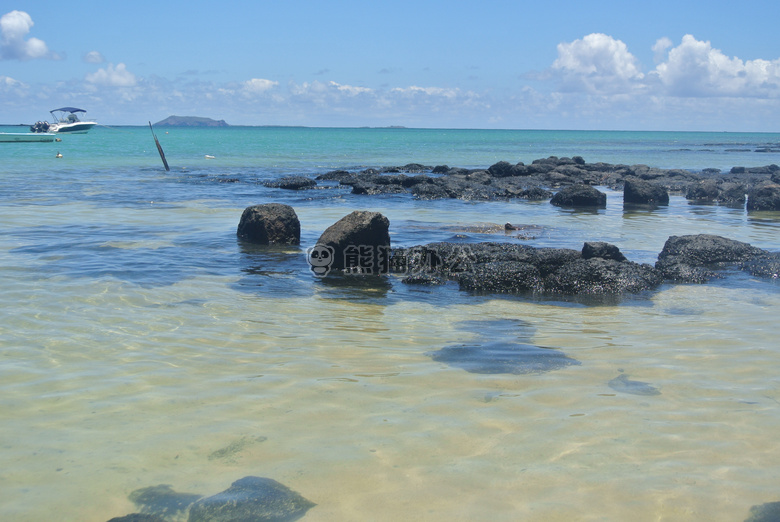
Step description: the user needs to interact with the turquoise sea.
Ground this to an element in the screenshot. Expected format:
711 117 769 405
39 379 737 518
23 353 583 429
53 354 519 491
1 126 780 521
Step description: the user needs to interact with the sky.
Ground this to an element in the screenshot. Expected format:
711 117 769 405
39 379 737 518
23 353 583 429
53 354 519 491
2 0 780 131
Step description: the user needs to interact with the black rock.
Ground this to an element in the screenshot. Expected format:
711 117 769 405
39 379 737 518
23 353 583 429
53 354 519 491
741 252 780 279
656 234 767 282
544 258 663 294
623 178 669 206
315 210 391 274
550 184 607 208
263 176 316 190
747 182 780 211
237 203 301 245
187 476 315 522
582 242 627 262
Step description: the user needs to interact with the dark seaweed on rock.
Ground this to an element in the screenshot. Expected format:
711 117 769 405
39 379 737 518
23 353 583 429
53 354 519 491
392 241 661 298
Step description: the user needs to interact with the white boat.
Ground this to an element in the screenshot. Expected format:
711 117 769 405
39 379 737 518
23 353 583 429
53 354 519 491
30 107 97 134
0 132 56 143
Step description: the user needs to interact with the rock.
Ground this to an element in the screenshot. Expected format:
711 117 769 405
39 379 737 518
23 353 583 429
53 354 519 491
487 161 515 177
741 252 780 279
458 261 543 294
263 176 316 190
187 476 315 522
747 182 780 210
107 515 166 522
237 203 301 245
427 319 580 375
127 484 201 520
550 184 607 208
744 501 780 522
655 234 767 282
686 179 720 202
623 179 669 206
544 257 663 294
315 210 391 274
394 242 661 297
582 242 627 262
608 374 661 396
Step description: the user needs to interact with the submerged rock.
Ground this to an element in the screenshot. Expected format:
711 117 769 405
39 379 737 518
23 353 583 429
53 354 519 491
107 515 166 522
187 476 315 522
608 374 661 396
128 484 201 520
428 320 580 375
744 501 780 522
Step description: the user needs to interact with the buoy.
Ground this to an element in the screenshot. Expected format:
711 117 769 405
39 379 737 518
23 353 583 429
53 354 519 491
56 152 62 158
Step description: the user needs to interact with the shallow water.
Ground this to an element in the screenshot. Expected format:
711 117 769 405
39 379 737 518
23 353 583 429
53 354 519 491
1 127 779 521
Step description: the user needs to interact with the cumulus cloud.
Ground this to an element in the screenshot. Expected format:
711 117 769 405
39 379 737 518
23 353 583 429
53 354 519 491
0 10 58 60
83 51 105 64
242 78 278 95
552 33 644 93
652 37 673 64
653 34 780 97
85 63 137 87
550 33 780 101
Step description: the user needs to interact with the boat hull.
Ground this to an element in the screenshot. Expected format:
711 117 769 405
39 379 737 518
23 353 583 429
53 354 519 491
52 122 97 133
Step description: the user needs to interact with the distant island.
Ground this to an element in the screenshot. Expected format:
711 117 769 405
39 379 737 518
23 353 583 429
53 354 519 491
154 116 229 127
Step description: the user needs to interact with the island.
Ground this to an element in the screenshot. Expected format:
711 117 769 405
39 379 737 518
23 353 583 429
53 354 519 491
154 115 229 127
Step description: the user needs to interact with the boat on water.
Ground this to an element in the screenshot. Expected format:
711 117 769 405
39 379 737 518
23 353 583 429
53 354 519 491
30 107 97 134
0 132 57 143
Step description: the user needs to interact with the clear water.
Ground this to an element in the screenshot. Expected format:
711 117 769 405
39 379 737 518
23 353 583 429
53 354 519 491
1 126 780 521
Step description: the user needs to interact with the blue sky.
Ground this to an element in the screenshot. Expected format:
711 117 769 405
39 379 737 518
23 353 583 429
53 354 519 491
2 1 780 130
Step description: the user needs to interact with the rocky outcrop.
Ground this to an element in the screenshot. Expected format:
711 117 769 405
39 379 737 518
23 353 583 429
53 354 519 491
550 184 607 208
655 234 767 282
264 176 316 190
315 211 391 274
623 178 669 206
391 241 661 296
747 182 780 210
236 203 300 245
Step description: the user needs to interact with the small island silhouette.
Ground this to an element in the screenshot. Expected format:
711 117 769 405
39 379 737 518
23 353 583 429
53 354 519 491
154 115 229 127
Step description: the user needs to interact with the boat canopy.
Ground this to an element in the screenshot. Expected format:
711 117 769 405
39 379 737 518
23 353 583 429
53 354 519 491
51 107 87 113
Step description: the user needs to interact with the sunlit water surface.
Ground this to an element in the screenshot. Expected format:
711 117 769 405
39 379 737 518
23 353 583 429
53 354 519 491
1 127 779 521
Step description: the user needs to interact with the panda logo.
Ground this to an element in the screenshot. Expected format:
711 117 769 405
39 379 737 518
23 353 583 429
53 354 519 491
307 244 335 276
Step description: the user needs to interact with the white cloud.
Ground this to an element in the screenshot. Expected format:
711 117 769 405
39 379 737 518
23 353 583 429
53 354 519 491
83 51 105 64
0 10 58 60
552 33 644 93
242 78 278 95
652 37 673 64
85 63 137 87
329 81 372 96
653 34 780 97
